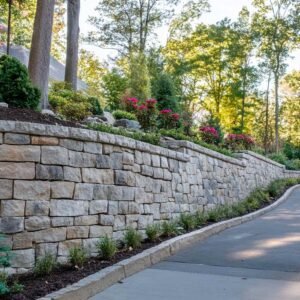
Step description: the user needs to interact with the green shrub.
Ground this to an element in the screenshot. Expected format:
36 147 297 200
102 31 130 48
0 272 9 296
207 206 226 222
124 228 142 249
49 81 102 121
194 211 208 227
161 221 178 237
113 110 137 121
68 247 87 268
145 224 161 242
10 282 24 294
34 253 56 276
0 55 40 109
179 213 196 231
231 202 248 216
267 180 286 198
97 236 117 260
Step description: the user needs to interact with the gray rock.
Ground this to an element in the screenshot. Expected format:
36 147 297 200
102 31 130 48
0 102 8 108
25 216 50 231
114 119 141 130
4 133 30 145
36 164 64 180
41 109 56 116
50 200 89 216
0 217 24 233
101 111 115 125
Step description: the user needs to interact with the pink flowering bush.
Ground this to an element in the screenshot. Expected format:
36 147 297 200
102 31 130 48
124 97 139 112
225 134 255 150
199 126 220 145
158 109 180 129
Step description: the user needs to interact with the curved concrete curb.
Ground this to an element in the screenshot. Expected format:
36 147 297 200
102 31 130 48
39 184 300 300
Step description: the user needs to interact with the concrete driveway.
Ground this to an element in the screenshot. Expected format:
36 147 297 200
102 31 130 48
91 187 300 300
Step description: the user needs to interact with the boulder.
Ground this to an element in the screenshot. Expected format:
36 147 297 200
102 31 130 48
114 119 141 130
100 111 115 125
0 102 8 108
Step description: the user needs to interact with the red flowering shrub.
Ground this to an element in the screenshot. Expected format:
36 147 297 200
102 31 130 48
159 109 180 129
134 98 158 130
199 126 220 145
225 134 255 150
124 97 139 112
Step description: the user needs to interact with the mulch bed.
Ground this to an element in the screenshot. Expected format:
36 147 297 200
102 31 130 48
4 240 167 300
0 107 80 128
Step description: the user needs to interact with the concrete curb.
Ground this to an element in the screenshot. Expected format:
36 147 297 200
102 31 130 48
39 184 300 300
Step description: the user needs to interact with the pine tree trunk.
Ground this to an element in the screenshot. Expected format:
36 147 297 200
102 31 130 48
6 0 12 55
65 0 80 90
264 72 271 155
274 73 280 153
28 0 55 109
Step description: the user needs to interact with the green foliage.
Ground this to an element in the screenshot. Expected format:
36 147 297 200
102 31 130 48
152 73 178 111
179 213 196 231
0 234 11 269
97 236 117 260
113 110 137 121
124 227 142 249
161 221 179 237
68 247 87 268
10 282 24 294
194 211 208 227
89 123 161 146
268 152 300 171
0 281 9 296
34 253 56 276
49 82 102 121
102 69 128 111
0 55 40 109
145 224 161 242
284 142 300 160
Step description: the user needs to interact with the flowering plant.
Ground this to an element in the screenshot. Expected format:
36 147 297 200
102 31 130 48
125 97 139 112
199 126 220 145
225 133 255 150
158 109 180 129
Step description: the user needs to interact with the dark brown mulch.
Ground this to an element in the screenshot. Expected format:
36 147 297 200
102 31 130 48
4 240 167 300
0 107 80 128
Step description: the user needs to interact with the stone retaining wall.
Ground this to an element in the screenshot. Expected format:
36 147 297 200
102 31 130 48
0 121 299 273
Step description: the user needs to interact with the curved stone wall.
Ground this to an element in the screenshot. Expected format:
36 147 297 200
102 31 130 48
0 121 299 272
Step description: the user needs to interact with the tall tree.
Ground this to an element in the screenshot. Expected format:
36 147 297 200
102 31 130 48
65 0 80 90
252 0 300 152
28 0 55 109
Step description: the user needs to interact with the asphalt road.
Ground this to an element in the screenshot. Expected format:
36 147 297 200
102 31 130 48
91 187 300 300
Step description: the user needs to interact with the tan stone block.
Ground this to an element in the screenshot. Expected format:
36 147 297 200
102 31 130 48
1 200 25 217
14 181 50 200
41 146 68 165
58 239 82 256
51 182 75 199
32 228 67 243
0 180 13 199
74 215 98 226
67 226 89 239
25 216 51 231
82 168 114 184
12 232 33 249
31 136 59 145
89 225 113 238
0 144 40 161
25 201 50 216
0 162 35 179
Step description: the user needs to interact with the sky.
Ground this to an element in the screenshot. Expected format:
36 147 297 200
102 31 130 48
79 0 300 70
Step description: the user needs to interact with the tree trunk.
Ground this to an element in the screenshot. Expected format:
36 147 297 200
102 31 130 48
274 73 280 153
6 0 12 55
28 0 55 109
264 71 271 155
65 0 80 90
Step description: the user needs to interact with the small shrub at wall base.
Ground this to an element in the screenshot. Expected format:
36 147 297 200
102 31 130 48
179 213 197 231
113 110 137 121
97 236 117 261
161 221 178 237
124 227 142 249
34 253 57 276
68 247 88 268
145 224 161 242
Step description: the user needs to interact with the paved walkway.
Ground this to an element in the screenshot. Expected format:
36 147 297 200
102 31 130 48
91 187 300 300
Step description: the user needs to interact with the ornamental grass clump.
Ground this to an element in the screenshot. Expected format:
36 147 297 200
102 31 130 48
97 236 117 260
145 224 161 242
124 228 142 249
179 213 197 232
68 247 88 268
161 221 178 237
34 253 56 276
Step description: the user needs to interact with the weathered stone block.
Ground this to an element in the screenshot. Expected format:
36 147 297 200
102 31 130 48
12 232 32 249
74 215 98 226
50 200 89 216
82 238 99 255
68 151 96 167
100 215 114 226
119 201 129 214
67 226 89 239
36 243 58 258
114 215 126 230
135 189 153 204
41 146 68 165
11 249 34 268
0 180 13 199
110 153 123 169
64 166 82 182
82 168 114 184
160 157 169 168
4 133 30 145
115 170 136 186
151 155 160 167
89 225 113 238
14 181 50 200
51 182 75 199
138 215 153 229
96 155 111 169
141 165 153 177
90 200 108 214
1 200 25 217
52 217 74 227
58 239 82 256
36 164 64 180
108 201 118 215
0 162 35 179
84 142 102 154
0 145 40 161
60 139 83 151
74 183 94 200
33 228 67 243
123 153 134 165
31 136 59 145
25 216 50 231
0 217 24 233
25 201 49 216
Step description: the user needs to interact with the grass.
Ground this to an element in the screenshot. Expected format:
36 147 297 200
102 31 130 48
68 247 88 268
34 253 57 276
97 236 117 260
124 228 143 249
